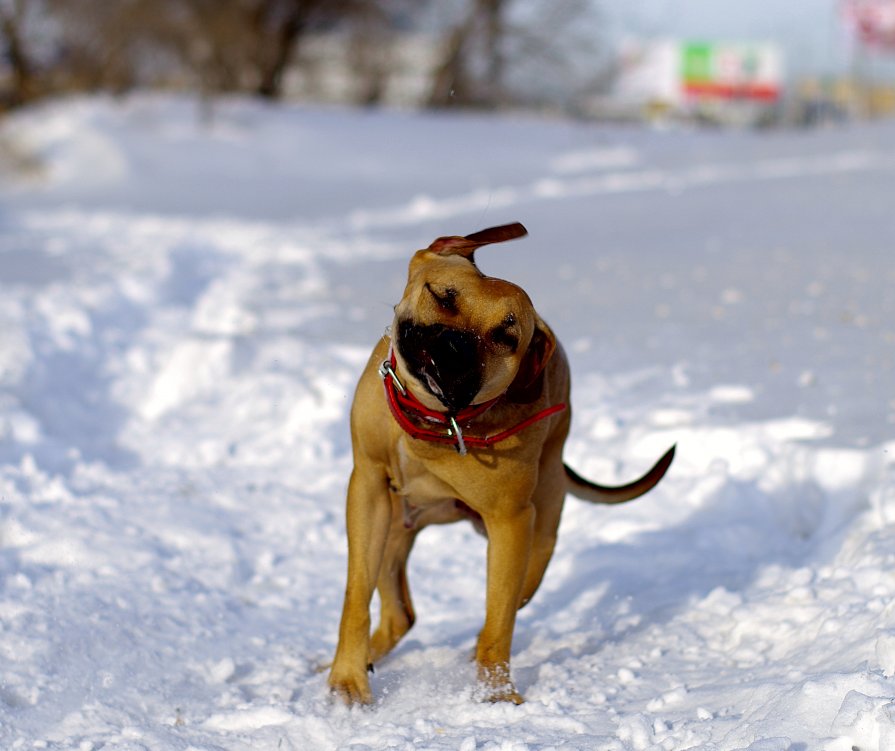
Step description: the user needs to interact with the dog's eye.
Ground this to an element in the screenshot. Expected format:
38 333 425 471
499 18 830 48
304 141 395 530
490 316 519 352
426 283 459 313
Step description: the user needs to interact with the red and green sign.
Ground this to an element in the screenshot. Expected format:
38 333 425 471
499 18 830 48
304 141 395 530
681 42 782 101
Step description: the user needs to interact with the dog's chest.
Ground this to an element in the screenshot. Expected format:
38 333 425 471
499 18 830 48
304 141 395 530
390 441 486 532
391 441 459 505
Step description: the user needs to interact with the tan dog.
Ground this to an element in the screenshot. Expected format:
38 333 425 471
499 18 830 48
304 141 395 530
329 222 674 705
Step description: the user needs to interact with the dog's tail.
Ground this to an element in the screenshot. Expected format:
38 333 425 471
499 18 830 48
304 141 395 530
564 445 675 504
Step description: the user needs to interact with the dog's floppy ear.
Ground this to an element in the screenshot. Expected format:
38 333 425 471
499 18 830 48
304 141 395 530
429 222 528 260
507 316 557 403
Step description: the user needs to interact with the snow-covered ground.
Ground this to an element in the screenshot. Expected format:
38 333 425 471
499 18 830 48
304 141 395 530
1 95 894 750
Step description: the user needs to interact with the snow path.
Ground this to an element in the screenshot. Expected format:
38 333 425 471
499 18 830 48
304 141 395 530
1 96 894 750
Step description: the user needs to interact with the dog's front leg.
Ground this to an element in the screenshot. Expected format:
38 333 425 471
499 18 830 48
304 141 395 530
329 460 391 705
476 503 534 704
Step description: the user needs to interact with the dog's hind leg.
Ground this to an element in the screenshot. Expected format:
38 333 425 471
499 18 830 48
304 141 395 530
369 519 418 664
518 437 567 609
517 500 563 609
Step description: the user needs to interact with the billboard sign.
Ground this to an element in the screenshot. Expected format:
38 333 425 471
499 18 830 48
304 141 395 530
680 42 783 102
613 39 783 110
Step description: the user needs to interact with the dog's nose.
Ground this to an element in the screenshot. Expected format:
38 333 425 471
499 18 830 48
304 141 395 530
434 327 478 364
397 322 483 413
427 328 481 412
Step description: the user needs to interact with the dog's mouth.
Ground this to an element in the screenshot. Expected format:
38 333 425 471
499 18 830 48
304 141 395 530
421 368 446 401
396 320 483 413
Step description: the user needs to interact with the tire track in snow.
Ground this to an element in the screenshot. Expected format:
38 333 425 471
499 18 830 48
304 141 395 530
345 149 895 231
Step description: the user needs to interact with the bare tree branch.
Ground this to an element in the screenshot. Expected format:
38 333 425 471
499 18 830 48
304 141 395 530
0 0 36 106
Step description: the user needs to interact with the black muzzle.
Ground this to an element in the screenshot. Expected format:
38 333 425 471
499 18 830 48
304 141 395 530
396 321 483 413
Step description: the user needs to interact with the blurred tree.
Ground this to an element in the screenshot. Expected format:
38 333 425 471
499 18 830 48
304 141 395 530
254 0 324 99
428 0 606 111
0 0 603 112
428 0 491 108
0 0 410 105
503 0 611 111
46 0 159 93
0 0 37 106
170 0 394 100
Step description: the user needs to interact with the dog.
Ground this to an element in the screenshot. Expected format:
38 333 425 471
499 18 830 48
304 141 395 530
328 222 674 705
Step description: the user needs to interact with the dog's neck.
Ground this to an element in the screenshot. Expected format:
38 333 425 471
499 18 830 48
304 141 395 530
379 349 565 456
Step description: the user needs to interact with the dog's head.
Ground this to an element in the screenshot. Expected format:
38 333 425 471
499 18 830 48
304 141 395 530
392 223 556 414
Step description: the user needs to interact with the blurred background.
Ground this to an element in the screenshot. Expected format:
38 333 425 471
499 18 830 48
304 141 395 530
2 0 895 127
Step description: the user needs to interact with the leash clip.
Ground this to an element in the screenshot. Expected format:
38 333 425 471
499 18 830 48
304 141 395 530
379 359 407 396
447 416 468 457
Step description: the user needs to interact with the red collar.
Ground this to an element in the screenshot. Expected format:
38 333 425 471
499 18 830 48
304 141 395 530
379 351 565 455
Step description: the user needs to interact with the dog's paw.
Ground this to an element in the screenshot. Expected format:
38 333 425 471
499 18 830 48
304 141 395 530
328 670 373 706
476 663 524 705
484 685 524 705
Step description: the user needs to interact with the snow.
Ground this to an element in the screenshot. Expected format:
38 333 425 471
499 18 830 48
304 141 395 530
1 94 895 750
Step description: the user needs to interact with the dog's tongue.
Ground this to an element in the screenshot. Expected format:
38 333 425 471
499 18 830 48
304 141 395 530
421 357 446 400
423 370 445 400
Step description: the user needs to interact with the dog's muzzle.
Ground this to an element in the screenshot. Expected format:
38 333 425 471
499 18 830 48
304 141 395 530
396 320 483 413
